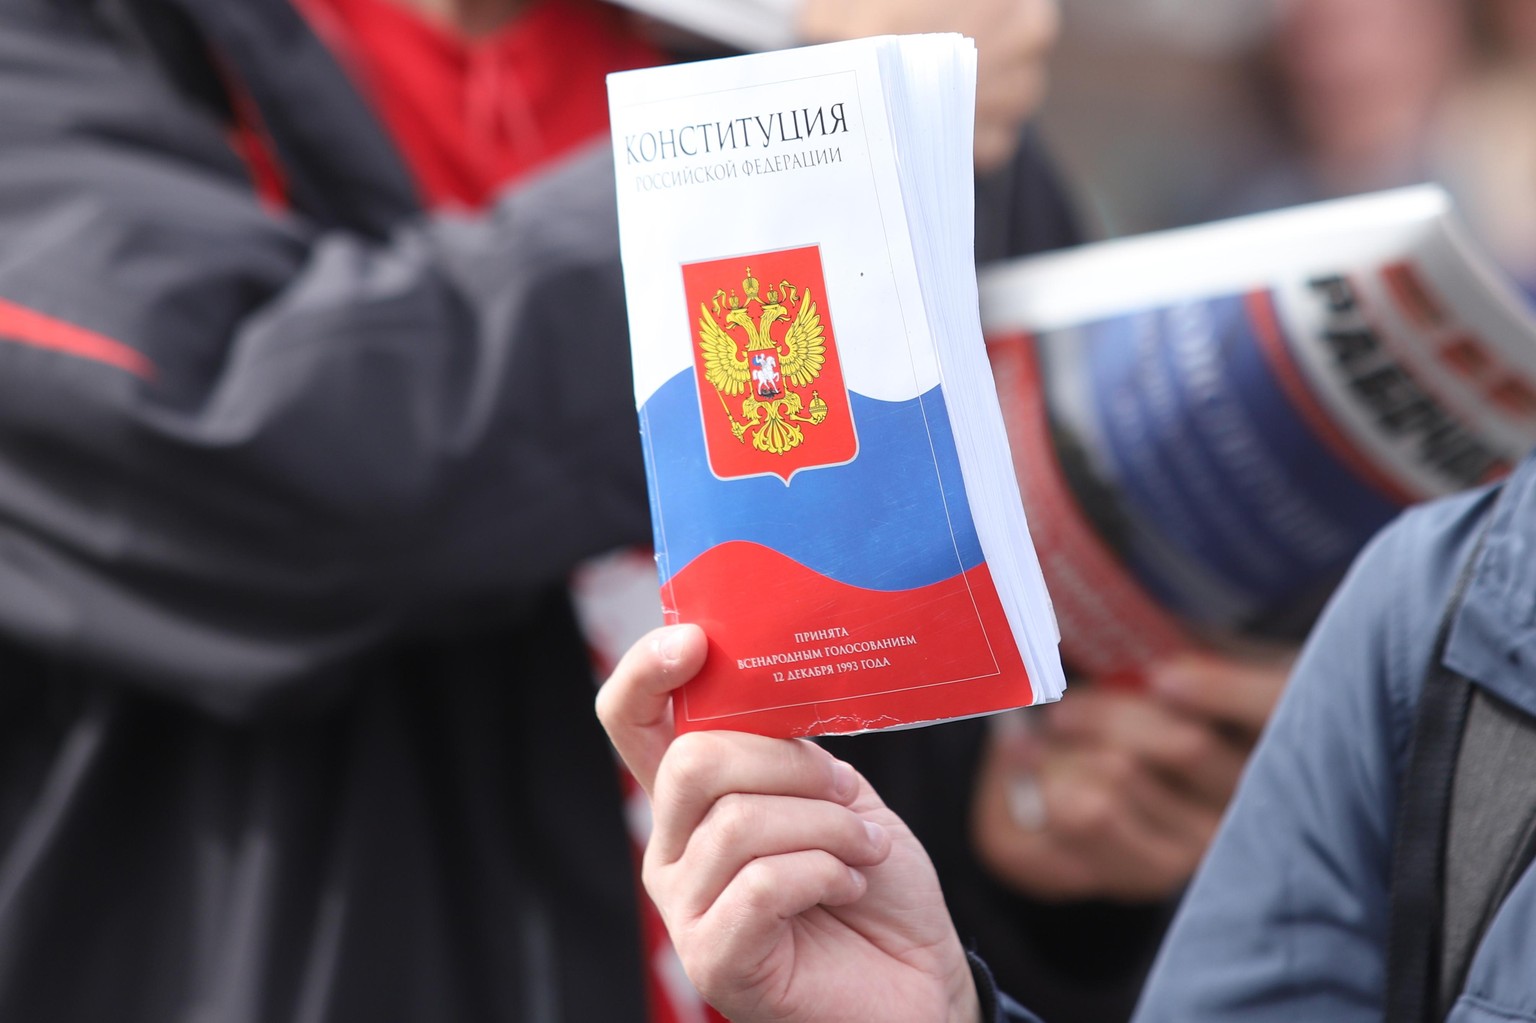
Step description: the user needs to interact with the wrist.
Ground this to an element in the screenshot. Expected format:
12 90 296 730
955 950 993 1023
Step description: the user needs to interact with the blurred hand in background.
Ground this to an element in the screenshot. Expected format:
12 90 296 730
797 0 1060 172
971 651 1291 903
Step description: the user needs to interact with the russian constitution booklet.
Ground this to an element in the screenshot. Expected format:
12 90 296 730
607 34 1065 738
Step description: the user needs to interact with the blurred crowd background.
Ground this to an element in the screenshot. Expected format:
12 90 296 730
1035 0 1536 293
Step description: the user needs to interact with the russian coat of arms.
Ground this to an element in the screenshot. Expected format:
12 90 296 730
682 246 857 482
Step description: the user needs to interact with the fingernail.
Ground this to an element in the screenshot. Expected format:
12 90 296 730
654 628 687 665
833 758 858 801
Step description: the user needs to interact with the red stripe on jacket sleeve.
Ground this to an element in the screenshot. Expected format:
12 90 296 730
0 297 155 378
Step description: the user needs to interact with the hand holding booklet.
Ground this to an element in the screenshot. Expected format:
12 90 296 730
606 35 1066 738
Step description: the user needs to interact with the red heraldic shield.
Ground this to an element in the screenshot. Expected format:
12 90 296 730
683 246 858 483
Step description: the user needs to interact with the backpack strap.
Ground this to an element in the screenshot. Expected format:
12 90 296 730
1439 690 1536 1014
1383 513 1501 1023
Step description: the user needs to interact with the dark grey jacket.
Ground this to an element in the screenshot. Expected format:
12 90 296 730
0 1 1140 1020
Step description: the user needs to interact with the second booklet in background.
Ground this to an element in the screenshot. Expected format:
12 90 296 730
608 34 1065 738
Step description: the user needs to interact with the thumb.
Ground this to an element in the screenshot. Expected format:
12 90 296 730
595 624 709 794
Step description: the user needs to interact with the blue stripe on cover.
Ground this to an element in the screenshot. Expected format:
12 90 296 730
640 370 983 589
1082 293 1400 620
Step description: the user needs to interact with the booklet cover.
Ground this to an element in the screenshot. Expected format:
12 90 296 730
608 35 1065 738
978 186 1536 680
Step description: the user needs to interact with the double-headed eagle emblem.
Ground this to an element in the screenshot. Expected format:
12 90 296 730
697 267 830 455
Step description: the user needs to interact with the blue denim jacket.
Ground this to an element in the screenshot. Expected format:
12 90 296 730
999 452 1536 1022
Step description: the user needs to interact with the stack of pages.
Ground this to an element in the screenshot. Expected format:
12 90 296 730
607 34 1066 738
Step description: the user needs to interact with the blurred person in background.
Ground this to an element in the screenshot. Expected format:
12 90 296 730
0 0 1094 1021
1193 0 1466 222
945 0 1415 1006
1030 0 1279 236
1436 0 1536 292
1037 0 1467 236
956 1 1536 1010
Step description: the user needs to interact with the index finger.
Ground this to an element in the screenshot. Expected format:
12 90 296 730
1144 653 1293 739
1044 687 1246 807
594 624 709 794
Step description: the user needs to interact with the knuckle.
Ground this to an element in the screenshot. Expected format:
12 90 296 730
691 968 727 1005
706 793 760 849
661 732 724 793
1166 728 1216 774
682 940 731 1001
640 855 664 894
1098 750 1137 789
592 684 615 726
734 858 781 911
1055 785 1116 838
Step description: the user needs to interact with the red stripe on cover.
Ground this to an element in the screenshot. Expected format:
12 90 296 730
0 298 154 378
668 541 1034 738
1244 289 1415 505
